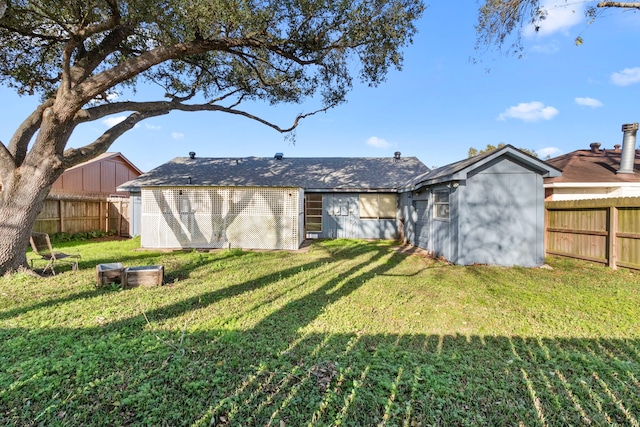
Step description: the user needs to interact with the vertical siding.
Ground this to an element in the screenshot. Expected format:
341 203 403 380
101 161 117 193
51 154 142 195
458 161 542 267
319 193 399 240
83 162 102 192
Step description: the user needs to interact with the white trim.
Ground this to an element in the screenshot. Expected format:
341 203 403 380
544 182 640 188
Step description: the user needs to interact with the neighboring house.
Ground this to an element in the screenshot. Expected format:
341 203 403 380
119 147 560 267
51 152 143 197
544 123 640 201
544 142 640 201
400 145 561 267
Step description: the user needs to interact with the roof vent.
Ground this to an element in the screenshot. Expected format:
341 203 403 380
589 142 601 153
394 151 401 161
189 151 196 159
274 152 284 160
618 123 638 174
614 144 621 152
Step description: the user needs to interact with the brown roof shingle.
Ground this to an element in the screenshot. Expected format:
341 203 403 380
545 149 640 183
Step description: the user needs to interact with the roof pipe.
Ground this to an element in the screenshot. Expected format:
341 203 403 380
618 123 638 174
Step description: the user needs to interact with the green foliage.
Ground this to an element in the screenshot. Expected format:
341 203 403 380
2 239 639 425
0 0 424 106
49 230 116 243
468 143 537 158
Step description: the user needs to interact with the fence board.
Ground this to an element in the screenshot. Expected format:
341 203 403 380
33 196 130 237
545 197 640 270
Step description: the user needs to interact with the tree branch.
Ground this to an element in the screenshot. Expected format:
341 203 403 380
63 110 170 168
597 1 640 8
0 141 15 173
8 99 55 167
72 37 321 106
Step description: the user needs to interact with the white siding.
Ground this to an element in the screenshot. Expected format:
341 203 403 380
141 187 302 250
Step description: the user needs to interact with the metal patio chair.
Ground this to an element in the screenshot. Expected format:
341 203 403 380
29 232 80 275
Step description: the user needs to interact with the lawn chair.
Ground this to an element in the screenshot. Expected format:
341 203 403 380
29 232 80 275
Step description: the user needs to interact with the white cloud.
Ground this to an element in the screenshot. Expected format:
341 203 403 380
524 0 584 37
366 136 391 149
172 132 185 139
531 42 559 54
497 101 559 122
575 97 603 108
611 67 640 86
537 147 562 159
103 116 127 127
146 124 162 130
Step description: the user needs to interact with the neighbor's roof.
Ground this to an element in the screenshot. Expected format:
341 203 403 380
118 155 430 192
410 144 561 188
66 152 143 175
545 148 640 184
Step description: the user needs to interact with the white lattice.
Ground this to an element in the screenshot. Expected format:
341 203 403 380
141 187 303 250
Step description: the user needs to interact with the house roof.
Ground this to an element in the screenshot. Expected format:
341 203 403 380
544 147 640 184
118 155 430 192
410 144 561 188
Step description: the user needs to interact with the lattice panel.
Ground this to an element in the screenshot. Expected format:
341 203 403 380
141 187 302 249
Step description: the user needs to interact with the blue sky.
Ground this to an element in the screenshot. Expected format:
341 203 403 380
1 1 640 172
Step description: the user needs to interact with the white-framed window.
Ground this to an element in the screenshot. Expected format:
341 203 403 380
359 194 396 219
433 191 450 220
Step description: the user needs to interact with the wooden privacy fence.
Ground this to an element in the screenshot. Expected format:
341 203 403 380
33 195 130 237
545 197 640 270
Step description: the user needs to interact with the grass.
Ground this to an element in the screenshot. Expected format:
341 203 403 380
1 237 639 426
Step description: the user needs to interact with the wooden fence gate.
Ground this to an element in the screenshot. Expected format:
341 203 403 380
545 197 640 270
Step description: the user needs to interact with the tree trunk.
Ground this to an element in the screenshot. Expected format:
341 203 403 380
0 161 61 275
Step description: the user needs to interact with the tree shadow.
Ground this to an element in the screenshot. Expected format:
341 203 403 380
1 242 638 425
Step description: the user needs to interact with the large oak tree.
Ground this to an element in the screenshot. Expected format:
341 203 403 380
0 0 424 275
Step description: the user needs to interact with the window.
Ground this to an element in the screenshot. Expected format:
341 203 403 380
305 194 323 232
359 194 397 219
434 191 449 220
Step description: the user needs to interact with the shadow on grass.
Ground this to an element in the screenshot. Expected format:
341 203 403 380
2 242 639 425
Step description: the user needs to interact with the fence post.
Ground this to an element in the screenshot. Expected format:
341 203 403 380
608 205 618 270
59 199 64 233
119 199 123 236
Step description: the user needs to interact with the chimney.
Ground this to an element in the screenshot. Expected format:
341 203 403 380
189 151 196 159
618 123 638 174
394 151 401 161
614 144 621 152
589 142 601 153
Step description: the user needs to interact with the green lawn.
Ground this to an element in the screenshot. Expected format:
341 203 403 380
1 238 639 426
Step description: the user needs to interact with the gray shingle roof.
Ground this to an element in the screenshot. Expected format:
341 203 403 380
119 156 430 192
410 144 561 188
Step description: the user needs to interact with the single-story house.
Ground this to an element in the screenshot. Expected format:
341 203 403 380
118 152 429 250
119 147 561 266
